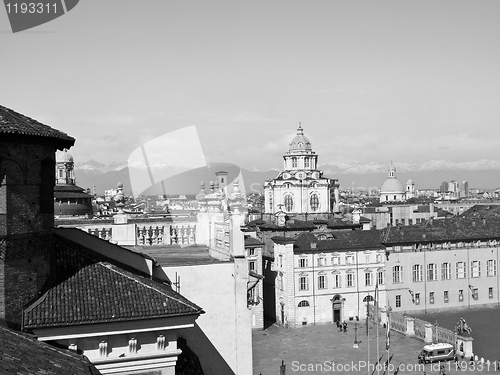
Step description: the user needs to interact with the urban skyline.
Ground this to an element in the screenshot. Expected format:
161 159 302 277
2 1 500 173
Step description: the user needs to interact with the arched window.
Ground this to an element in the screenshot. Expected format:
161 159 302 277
310 193 319 211
292 157 297 168
284 194 294 212
304 157 310 168
298 300 310 307
363 295 374 302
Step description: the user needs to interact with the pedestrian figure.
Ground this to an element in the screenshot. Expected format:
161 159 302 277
280 359 286 375
343 321 347 333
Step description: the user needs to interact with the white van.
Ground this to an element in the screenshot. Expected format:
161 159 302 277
418 343 455 364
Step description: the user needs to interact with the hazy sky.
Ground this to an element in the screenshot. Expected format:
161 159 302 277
2 1 500 171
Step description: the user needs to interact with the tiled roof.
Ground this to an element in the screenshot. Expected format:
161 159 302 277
248 218 316 230
460 204 500 219
0 326 101 375
273 230 385 253
24 262 203 328
0 104 75 148
245 235 264 247
381 217 500 245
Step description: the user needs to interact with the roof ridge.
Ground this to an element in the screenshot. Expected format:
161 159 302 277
100 262 200 312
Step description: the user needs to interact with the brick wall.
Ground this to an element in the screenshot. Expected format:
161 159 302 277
0 140 55 236
0 139 57 328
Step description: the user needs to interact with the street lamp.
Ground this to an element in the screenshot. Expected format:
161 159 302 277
353 322 359 348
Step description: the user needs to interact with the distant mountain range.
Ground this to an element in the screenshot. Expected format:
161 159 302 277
73 159 500 195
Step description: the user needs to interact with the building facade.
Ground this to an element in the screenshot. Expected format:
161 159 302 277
264 125 339 219
382 217 500 315
271 231 386 327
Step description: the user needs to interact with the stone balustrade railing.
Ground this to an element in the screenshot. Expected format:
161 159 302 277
85 222 196 246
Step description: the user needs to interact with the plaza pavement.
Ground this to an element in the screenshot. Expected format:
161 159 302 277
253 321 498 375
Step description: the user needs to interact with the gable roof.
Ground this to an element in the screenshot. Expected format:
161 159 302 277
0 326 100 375
0 104 75 149
24 262 203 329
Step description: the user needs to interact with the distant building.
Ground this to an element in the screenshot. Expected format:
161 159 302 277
362 204 440 229
54 149 93 217
264 125 340 220
379 162 406 203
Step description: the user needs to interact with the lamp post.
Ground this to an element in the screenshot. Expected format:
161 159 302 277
353 322 359 348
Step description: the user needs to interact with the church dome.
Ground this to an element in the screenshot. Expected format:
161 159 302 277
289 125 312 151
381 178 404 193
380 161 404 193
56 149 73 163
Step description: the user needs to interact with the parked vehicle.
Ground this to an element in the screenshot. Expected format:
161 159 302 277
418 343 454 364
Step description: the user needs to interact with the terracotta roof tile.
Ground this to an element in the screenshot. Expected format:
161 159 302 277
244 236 264 247
272 230 384 253
381 217 500 245
0 326 100 375
24 262 203 328
0 105 75 148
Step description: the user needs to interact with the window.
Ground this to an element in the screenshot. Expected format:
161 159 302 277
299 257 308 268
471 261 480 278
279 254 283 268
278 273 284 291
396 295 401 308
441 263 451 280
415 293 420 305
472 288 478 300
427 263 437 281
249 261 256 272
346 255 354 264
365 272 373 286
292 157 297 168
364 254 370 264
310 193 319 211
378 271 385 285
487 260 496 276
269 192 273 211
376 254 382 263
334 273 341 288
317 257 325 267
248 248 255 256
444 291 449 303
332 256 340 265
459 289 464 302
299 275 308 291
429 292 434 304
304 158 310 168
298 300 310 307
318 274 327 289
489 287 494 299
456 262 466 279
284 194 294 212
347 273 354 287
412 264 422 282
392 266 403 284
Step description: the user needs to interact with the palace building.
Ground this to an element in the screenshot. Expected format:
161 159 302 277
264 125 339 220
382 217 500 314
